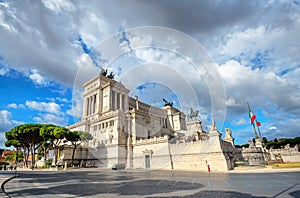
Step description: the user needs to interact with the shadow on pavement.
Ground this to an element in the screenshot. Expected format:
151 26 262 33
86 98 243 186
289 190 300 198
6 171 204 197
153 190 268 198
5 171 298 198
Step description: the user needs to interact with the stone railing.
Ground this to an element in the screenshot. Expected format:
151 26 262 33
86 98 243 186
242 147 263 153
136 135 168 144
269 147 299 153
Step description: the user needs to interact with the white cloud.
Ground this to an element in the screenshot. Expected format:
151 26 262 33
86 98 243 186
56 97 68 103
0 67 9 76
28 69 48 86
7 103 17 108
217 17 300 74
7 103 25 109
42 0 75 12
0 132 5 149
0 0 300 145
46 97 69 103
225 97 239 107
218 60 299 109
0 109 23 132
33 113 67 126
233 118 248 126
0 110 12 124
218 59 300 141
66 90 84 120
269 126 277 130
26 100 61 114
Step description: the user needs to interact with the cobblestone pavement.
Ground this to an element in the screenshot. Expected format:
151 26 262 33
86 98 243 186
2 168 300 198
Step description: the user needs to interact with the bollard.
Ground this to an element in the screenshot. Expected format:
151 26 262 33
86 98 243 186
207 164 211 172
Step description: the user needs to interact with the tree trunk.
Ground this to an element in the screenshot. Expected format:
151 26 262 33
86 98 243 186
30 144 35 169
71 145 77 166
23 147 29 168
53 140 61 165
53 147 57 165
22 146 27 168
15 147 19 169
43 142 47 167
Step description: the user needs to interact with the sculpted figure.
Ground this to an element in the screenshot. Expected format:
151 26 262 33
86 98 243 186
187 108 199 121
100 68 108 76
225 128 232 138
162 98 173 107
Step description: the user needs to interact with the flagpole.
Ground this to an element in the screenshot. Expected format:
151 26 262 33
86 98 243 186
257 124 262 141
247 102 259 139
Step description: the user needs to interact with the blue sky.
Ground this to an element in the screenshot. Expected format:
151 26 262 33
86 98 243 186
1 0 300 148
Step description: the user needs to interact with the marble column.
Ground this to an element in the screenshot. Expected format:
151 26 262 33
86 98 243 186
90 96 92 115
117 93 120 110
120 94 123 111
86 98 89 116
93 94 96 114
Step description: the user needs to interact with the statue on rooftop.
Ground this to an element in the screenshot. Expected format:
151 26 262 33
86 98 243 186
187 108 199 121
100 68 108 76
107 71 115 79
162 98 173 107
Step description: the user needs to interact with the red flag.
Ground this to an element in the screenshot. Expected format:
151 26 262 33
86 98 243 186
248 103 257 125
256 121 261 127
249 111 256 124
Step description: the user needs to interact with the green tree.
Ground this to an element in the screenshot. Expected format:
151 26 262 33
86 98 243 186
40 124 56 166
5 123 69 168
65 131 92 166
51 126 69 165
25 124 43 168
5 125 29 168
262 137 268 144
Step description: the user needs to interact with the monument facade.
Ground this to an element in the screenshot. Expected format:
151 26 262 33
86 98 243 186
66 73 236 171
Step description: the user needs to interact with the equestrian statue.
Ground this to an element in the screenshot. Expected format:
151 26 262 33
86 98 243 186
187 108 200 121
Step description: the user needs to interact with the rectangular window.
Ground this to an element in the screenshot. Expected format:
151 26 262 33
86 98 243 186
117 93 120 110
122 94 125 111
112 91 115 110
145 155 150 169
110 120 114 126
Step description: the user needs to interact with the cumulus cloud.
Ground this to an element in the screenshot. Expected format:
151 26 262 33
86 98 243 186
0 110 23 132
26 100 61 114
269 126 277 130
218 60 300 111
1 0 300 144
7 103 25 109
233 118 248 126
0 0 83 86
33 113 67 126
28 69 48 86
66 89 84 121
218 59 300 139
0 67 9 76
7 103 17 108
42 0 75 12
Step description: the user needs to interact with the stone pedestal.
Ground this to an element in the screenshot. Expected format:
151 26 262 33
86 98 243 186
255 137 263 148
187 120 203 132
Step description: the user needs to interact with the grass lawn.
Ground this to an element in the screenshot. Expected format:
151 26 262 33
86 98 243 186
267 162 300 168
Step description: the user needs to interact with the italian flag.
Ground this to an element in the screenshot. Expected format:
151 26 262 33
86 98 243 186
256 121 261 127
249 111 256 124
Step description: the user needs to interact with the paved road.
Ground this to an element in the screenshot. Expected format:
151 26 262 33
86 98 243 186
0 171 16 198
3 168 300 197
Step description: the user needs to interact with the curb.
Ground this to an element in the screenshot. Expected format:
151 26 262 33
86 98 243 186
1 175 16 198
